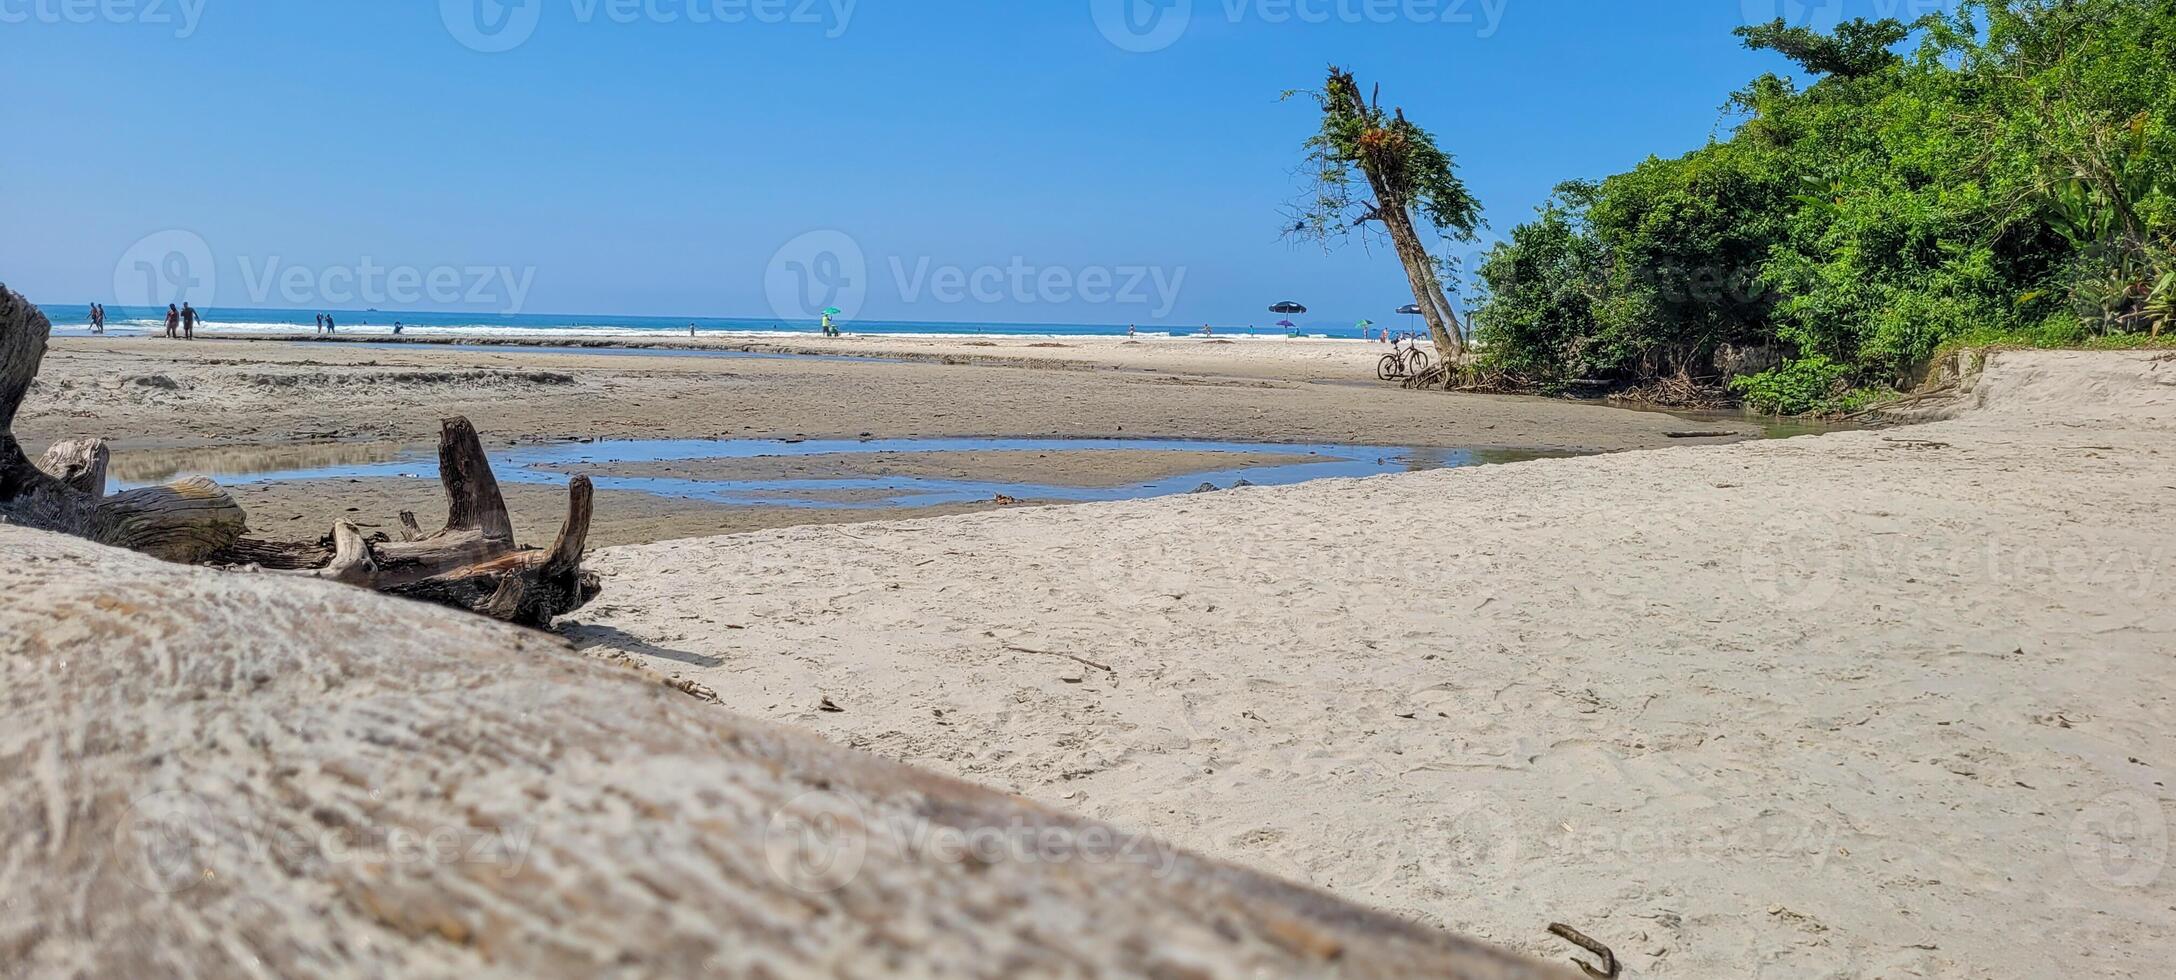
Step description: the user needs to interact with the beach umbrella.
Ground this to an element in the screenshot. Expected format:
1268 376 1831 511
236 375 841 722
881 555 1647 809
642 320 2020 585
822 307 843 316
1395 304 1423 315
1276 319 1297 328
1269 301 1308 315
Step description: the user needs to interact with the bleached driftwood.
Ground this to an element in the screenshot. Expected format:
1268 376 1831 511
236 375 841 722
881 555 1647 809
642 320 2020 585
0 286 246 562
0 525 1572 979
1 281 597 627
208 417 602 628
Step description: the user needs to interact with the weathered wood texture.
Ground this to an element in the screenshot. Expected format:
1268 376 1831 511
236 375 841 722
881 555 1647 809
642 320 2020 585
1 282 597 627
0 525 1571 979
38 437 106 496
1 284 247 563
210 417 601 628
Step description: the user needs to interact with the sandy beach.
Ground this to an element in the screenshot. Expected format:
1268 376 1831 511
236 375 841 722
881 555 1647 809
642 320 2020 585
19 334 1768 545
548 350 2174 977
15 332 2172 976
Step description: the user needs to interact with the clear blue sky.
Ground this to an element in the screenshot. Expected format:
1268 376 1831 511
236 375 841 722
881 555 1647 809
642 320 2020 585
1 0 1952 327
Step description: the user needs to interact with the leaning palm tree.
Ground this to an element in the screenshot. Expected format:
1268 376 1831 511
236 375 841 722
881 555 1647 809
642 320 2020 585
1287 66 1481 385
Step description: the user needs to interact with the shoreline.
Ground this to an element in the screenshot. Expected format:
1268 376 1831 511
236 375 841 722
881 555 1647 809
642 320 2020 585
19 333 1784 546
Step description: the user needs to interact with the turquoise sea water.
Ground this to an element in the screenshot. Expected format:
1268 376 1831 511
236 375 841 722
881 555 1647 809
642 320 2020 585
37 304 1354 341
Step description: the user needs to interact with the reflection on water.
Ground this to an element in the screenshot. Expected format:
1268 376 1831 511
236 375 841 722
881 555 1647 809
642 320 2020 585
111 436 1583 509
1630 405 1862 440
108 442 416 484
346 342 902 365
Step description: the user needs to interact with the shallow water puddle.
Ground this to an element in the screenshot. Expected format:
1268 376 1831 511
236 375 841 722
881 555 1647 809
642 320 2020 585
115 437 1577 509
344 342 901 365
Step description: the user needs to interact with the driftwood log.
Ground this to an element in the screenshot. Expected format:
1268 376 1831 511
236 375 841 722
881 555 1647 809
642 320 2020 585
3 524 1574 978
206 417 602 628
0 282 598 628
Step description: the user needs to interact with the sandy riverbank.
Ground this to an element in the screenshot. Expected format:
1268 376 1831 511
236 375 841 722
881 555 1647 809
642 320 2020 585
563 350 2176 977
20 334 1769 544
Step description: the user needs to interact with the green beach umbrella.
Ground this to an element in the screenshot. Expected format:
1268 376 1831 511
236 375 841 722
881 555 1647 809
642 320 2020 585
822 307 843 316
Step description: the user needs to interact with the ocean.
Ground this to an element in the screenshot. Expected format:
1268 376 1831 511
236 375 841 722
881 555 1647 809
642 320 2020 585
38 305 1353 341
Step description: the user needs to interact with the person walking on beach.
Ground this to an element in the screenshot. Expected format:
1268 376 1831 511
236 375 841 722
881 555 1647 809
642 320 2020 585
164 304 180 338
180 302 200 339
325 314 336 334
89 303 104 334
820 311 836 337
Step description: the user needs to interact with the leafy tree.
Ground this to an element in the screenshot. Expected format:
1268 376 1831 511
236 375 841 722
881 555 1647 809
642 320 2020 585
1470 0 2176 413
1734 17 1909 79
1288 66 1481 376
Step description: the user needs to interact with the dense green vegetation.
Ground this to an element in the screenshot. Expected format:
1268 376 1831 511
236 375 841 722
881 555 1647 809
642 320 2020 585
1468 0 2176 414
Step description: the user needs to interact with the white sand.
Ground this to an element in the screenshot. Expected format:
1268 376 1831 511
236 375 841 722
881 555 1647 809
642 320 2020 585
572 350 2176 977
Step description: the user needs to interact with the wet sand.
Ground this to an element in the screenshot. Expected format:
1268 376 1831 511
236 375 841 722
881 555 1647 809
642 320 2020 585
527 448 1331 488
224 479 1020 550
22 334 1766 544
22 335 1762 454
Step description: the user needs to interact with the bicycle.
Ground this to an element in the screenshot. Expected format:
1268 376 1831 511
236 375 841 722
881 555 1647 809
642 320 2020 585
1375 345 1432 381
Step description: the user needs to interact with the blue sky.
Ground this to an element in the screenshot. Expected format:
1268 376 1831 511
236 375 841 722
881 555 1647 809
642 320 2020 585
2 0 1956 327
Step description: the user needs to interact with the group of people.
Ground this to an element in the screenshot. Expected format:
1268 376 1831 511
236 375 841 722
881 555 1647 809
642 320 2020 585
313 313 339 333
86 303 108 333
162 303 203 339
